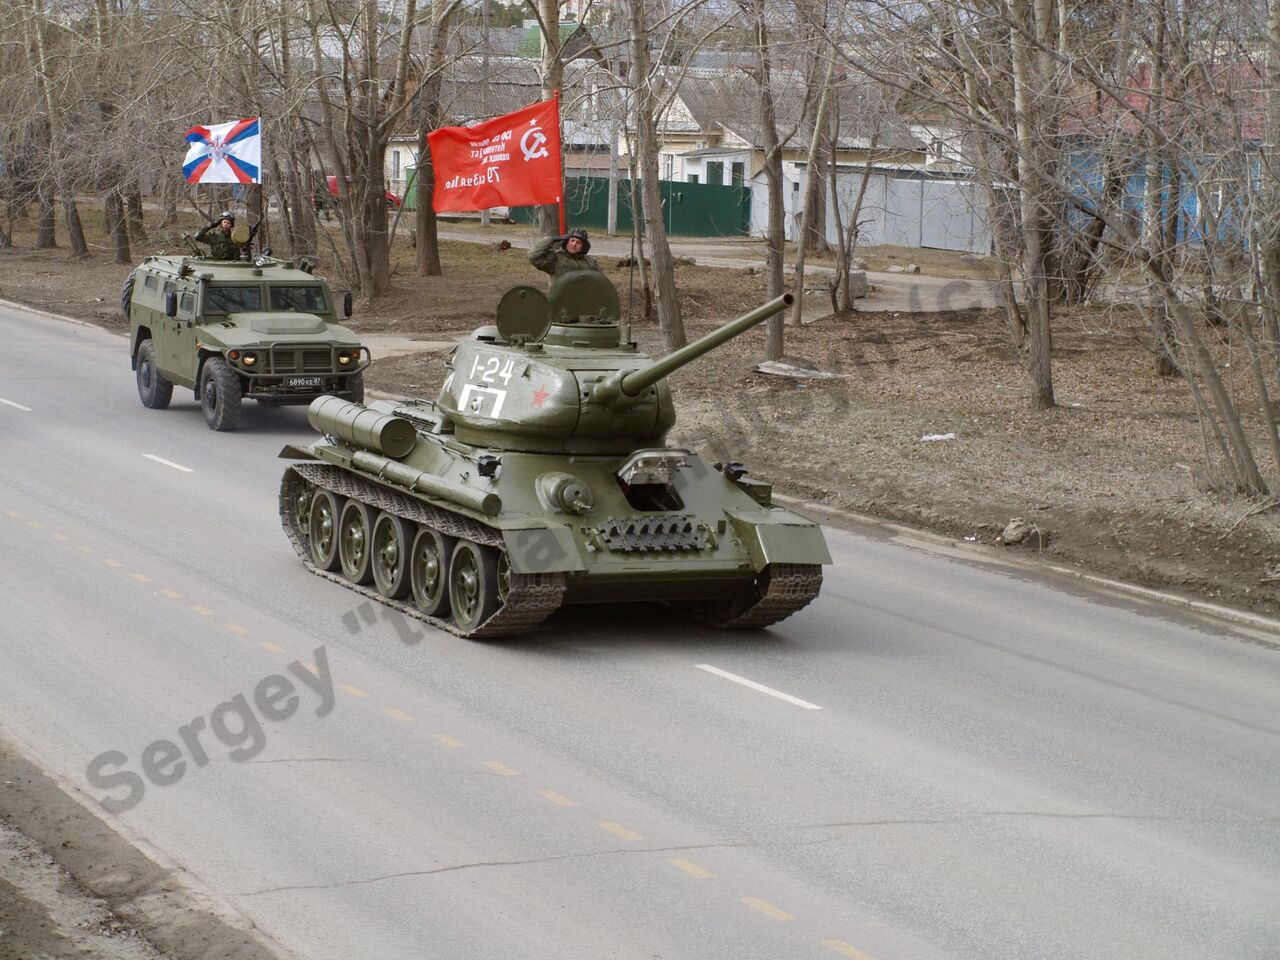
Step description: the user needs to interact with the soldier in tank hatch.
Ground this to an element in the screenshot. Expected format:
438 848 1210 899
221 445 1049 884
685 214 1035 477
528 228 600 277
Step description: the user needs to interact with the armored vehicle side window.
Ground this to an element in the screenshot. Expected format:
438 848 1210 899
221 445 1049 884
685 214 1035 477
164 280 175 298
270 285 327 312
205 285 263 313
144 275 158 290
180 292 195 315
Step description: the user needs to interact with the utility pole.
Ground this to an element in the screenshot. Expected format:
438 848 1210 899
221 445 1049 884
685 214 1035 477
608 114 619 234
481 0 491 228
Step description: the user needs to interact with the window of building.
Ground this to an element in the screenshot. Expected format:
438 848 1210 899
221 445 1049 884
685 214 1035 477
391 149 401 180
731 161 745 186
688 173 699 184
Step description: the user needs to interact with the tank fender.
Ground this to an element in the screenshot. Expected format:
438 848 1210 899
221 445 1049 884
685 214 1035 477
501 523 586 574
726 509 832 568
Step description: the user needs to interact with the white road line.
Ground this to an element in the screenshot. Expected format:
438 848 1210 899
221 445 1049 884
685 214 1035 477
0 398 33 411
695 664 823 710
143 454 194 473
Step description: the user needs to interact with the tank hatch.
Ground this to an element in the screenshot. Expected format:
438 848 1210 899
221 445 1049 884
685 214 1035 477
544 271 621 348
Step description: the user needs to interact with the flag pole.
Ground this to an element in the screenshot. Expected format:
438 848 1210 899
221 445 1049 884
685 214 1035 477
555 90 566 234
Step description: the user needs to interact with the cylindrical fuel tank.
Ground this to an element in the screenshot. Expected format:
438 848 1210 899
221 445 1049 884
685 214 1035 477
308 396 417 458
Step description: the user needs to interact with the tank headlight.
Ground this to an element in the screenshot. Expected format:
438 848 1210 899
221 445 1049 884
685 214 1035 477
228 350 240 361
242 353 257 367
337 352 353 366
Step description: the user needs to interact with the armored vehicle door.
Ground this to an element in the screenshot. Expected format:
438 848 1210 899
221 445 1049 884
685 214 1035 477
173 285 200 385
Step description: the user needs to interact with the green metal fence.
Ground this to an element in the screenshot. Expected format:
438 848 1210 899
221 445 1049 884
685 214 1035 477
508 176 752 237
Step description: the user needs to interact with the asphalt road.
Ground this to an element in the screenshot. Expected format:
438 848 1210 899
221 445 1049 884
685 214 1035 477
1 302 1278 960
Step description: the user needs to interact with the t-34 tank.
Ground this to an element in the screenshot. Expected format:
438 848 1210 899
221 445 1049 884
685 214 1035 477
278 271 830 638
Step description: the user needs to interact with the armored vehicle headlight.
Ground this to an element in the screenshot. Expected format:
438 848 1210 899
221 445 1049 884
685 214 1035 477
337 351 354 366
228 350 241 361
242 352 258 367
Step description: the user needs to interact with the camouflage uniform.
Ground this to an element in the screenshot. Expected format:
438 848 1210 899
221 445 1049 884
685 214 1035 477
195 224 243 261
528 235 600 277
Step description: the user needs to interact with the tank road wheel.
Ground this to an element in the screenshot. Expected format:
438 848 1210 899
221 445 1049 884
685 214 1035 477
371 512 413 599
199 357 242 431
283 474 314 548
338 500 375 585
496 552 513 607
135 340 173 410
308 489 345 572
409 526 453 617
448 540 500 634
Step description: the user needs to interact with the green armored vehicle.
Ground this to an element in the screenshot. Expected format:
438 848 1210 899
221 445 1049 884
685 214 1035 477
279 272 829 638
125 253 367 431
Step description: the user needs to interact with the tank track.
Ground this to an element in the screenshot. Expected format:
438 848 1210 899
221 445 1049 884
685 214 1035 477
688 563 824 630
280 463 566 639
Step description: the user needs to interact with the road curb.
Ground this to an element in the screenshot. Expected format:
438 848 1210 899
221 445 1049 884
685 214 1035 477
776 493 1280 638
0 295 116 330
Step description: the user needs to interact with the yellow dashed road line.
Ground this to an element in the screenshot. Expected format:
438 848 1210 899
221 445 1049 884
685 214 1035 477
77 545 94 554
297 660 319 676
822 941 877 959
383 708 415 723
25 521 44 530
339 684 369 698
129 573 152 583
101 559 123 568
224 623 248 636
159 588 181 599
537 789 578 808
483 761 520 777
4 510 21 519
742 897 795 921
668 858 715 879
433 733 463 749
51 533 69 541
190 605 213 616
598 821 642 842
259 641 286 655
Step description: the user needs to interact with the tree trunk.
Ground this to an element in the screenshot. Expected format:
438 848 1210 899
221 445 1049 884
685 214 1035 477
126 189 147 242
104 189 131 263
536 0 562 236
36 189 56 249
629 0 685 350
1008 0 1054 408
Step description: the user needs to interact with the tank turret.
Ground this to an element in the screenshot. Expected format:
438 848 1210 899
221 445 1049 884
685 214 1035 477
435 271 792 455
279 272 828 639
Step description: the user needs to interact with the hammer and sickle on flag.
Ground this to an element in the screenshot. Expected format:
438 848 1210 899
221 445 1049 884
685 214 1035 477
183 118 262 184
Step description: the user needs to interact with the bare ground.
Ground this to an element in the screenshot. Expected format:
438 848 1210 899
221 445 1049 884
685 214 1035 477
2 214 1278 618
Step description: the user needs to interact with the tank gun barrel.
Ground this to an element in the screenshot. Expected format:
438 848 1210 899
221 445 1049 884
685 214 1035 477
592 294 793 407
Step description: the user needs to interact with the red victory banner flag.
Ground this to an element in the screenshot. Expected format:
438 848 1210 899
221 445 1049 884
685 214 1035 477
428 97 562 214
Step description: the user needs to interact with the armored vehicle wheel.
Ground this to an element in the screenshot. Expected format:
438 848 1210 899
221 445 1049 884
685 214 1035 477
371 512 413 599
283 475 314 547
135 340 173 410
309 489 344 571
338 500 375 585
199 357 242 431
448 540 500 633
409 526 453 617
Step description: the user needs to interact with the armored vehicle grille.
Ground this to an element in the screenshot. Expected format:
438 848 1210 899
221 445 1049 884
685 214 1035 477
268 348 333 374
595 516 708 553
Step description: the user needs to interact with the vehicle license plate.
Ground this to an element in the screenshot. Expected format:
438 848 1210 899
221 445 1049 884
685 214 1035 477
287 376 323 388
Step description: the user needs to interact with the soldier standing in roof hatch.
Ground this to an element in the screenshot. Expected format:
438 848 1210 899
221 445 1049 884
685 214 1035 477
528 228 601 277
195 211 256 260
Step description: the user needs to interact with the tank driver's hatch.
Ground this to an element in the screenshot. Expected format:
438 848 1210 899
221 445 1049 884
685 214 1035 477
495 285 552 344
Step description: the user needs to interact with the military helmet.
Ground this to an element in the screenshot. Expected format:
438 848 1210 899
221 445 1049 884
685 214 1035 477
219 210 235 225
565 227 590 255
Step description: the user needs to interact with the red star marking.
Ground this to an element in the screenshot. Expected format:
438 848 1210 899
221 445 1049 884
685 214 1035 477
531 385 550 408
